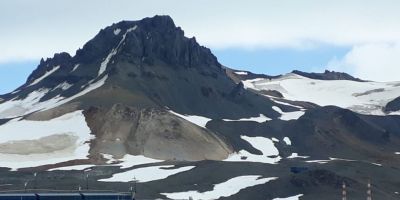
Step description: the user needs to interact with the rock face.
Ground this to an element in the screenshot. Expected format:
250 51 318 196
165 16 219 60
292 70 365 82
84 104 232 161
225 67 281 84
4 15 285 120
385 96 400 112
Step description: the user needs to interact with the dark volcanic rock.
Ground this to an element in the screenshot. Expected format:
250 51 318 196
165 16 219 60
292 70 365 82
207 105 400 162
27 52 72 84
76 15 220 70
384 96 400 112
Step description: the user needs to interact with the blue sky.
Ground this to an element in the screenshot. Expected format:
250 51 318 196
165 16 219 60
1 0 400 94
0 61 38 94
212 46 350 76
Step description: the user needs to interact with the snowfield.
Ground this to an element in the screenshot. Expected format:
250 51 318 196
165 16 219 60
99 165 195 183
162 175 277 200
0 88 55 118
0 75 108 118
0 110 92 170
243 73 400 115
225 135 281 164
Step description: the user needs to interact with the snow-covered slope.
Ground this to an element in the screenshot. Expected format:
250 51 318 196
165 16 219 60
243 73 400 115
0 110 92 170
0 75 108 118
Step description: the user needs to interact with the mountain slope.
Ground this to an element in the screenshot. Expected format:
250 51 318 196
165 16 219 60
241 72 400 115
0 15 301 168
0 15 400 200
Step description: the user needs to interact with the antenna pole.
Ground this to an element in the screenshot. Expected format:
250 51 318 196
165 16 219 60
86 174 89 190
33 172 37 190
131 177 137 200
342 181 347 200
367 179 372 200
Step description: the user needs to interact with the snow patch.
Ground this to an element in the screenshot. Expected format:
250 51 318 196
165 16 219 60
270 99 304 109
271 137 280 142
0 88 52 118
71 64 80 72
287 153 309 159
371 162 382 167
53 82 73 91
223 114 271 123
162 176 277 200
99 165 194 183
102 154 163 169
225 135 281 164
283 137 292 145
113 28 121 35
305 157 356 164
169 110 211 128
234 71 248 75
49 164 94 171
47 75 108 110
305 160 331 164
273 194 304 200
29 65 60 86
272 106 305 121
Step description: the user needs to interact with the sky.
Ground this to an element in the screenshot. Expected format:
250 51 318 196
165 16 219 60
1 0 400 94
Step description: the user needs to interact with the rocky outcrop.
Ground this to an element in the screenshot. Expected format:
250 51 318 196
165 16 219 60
84 104 232 161
292 70 365 82
384 97 400 113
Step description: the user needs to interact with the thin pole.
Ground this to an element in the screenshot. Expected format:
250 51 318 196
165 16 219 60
33 172 37 190
367 179 372 200
86 173 89 190
342 181 347 200
24 181 29 192
132 177 137 200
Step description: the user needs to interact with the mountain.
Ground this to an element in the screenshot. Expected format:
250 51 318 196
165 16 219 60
291 70 366 82
0 16 400 200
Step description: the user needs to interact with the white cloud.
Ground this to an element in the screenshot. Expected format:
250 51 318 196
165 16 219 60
1 0 400 63
327 43 400 82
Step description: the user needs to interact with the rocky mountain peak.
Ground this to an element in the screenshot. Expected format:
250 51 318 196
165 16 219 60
74 15 220 73
27 52 72 84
